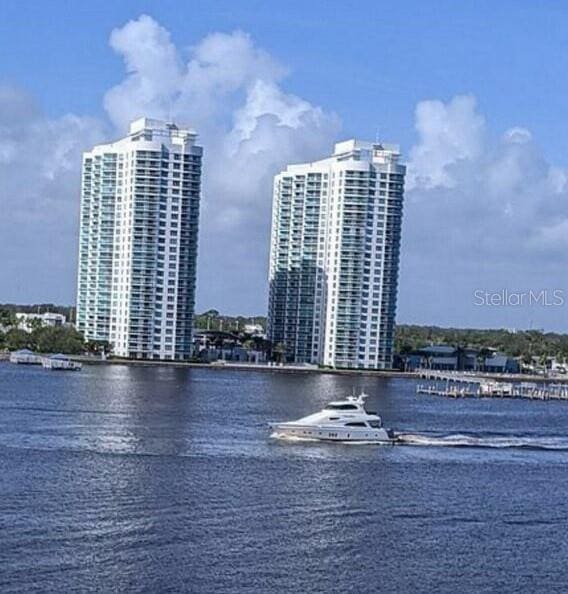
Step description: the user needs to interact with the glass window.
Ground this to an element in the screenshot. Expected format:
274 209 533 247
324 404 358 411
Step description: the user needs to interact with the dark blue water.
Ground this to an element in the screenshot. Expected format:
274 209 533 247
2 362 568 593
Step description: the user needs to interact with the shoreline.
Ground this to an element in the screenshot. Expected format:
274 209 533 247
68 356 568 382
3 353 567 383
69 356 417 378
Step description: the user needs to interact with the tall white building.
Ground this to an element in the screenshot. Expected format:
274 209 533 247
268 140 405 369
76 118 202 360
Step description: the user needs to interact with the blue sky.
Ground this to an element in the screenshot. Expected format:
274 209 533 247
4 0 568 157
1 0 567 330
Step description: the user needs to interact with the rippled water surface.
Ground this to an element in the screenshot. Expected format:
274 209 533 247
2 362 568 593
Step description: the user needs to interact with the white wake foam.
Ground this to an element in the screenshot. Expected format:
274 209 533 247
396 433 568 451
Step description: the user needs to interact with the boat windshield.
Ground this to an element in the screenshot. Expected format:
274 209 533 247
368 420 382 428
324 404 358 411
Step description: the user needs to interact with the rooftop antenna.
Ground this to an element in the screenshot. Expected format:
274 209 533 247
375 127 381 145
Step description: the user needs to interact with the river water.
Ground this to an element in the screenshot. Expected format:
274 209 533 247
1 362 568 593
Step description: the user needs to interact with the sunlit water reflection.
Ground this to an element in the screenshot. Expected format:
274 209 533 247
2 362 568 592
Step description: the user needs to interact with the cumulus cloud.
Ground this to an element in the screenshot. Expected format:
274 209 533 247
0 85 106 301
400 94 568 329
103 15 182 130
0 15 339 311
104 20 287 133
216 80 340 226
2 14 566 329
103 15 340 311
406 95 485 191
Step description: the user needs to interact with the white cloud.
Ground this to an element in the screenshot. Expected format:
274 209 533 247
214 80 340 227
406 95 485 191
399 94 568 329
0 16 339 310
104 15 182 130
104 19 287 134
103 15 339 311
503 126 532 145
531 219 568 251
0 85 106 301
3 14 566 329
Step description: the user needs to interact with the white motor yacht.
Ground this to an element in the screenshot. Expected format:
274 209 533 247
270 392 395 443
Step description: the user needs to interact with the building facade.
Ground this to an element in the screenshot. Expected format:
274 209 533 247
16 312 66 332
77 118 202 360
268 140 405 369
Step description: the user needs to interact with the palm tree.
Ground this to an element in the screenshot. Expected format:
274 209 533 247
476 347 493 371
273 342 286 364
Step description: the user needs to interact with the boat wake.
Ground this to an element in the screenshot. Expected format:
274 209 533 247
395 432 568 451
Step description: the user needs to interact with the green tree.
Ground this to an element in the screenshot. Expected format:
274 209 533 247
85 339 111 355
272 342 286 363
5 329 33 351
0 308 17 328
31 326 85 354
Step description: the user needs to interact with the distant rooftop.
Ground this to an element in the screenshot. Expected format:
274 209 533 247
86 118 200 154
333 139 400 156
128 117 197 143
129 117 194 135
418 345 456 355
282 138 403 174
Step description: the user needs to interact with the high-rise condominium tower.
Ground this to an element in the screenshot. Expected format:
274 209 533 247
76 118 202 360
268 140 405 369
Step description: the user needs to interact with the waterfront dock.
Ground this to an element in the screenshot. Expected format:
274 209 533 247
417 370 568 401
41 354 82 371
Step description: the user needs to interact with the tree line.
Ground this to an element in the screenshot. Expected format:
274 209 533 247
3 304 568 361
0 307 91 354
395 325 568 362
0 325 86 354
193 309 267 333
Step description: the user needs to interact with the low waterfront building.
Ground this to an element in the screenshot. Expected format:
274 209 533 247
482 354 520 374
243 323 265 337
548 358 567 374
397 346 459 371
399 345 520 374
16 312 66 332
419 345 458 370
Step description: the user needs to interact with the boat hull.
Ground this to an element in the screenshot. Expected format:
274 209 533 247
270 423 394 443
